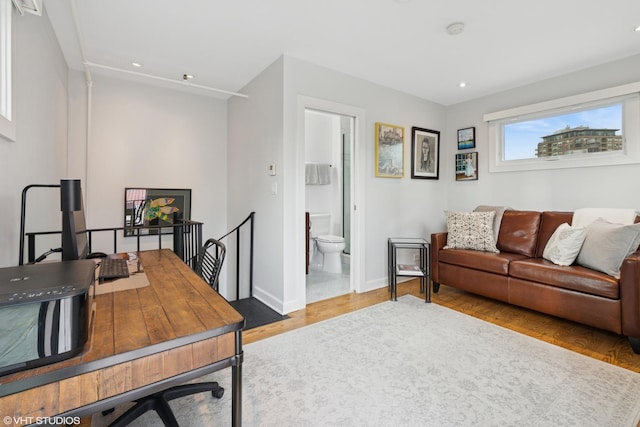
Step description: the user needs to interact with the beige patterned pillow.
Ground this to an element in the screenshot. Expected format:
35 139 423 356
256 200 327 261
473 205 509 242
444 211 499 253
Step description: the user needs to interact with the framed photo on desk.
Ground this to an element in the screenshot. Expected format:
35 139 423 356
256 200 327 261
124 188 192 236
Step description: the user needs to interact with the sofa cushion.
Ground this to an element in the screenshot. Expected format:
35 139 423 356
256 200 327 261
440 248 528 275
496 210 541 257
510 258 619 299
535 211 574 258
444 211 499 253
542 223 587 266
576 219 640 278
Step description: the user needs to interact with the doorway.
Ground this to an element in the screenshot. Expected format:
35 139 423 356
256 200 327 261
295 96 365 310
305 109 353 303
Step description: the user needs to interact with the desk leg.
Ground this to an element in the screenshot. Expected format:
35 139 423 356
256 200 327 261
232 330 243 426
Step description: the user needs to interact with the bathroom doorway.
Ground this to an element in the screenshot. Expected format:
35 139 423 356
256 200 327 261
305 109 353 304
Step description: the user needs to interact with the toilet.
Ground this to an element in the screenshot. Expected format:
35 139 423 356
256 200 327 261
309 213 345 274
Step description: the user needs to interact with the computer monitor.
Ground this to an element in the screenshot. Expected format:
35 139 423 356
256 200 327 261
60 179 89 261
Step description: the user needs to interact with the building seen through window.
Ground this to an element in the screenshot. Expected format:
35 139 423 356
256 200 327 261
535 126 622 158
503 103 623 161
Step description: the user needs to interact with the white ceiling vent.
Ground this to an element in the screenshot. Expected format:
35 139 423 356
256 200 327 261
11 0 41 16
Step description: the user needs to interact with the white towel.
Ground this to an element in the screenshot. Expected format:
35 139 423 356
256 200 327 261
572 208 638 227
305 163 318 185
317 164 331 185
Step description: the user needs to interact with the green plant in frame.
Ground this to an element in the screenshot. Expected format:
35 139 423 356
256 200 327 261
144 197 179 222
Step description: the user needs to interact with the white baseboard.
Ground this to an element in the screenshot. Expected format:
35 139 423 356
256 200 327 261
251 287 286 315
359 276 414 294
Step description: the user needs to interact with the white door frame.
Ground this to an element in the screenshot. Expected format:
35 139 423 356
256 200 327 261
296 96 366 303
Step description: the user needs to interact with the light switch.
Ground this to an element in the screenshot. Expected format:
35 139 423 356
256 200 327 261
268 164 276 176
271 182 277 195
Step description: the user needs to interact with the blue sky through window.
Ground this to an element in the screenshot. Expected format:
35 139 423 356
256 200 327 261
504 104 622 160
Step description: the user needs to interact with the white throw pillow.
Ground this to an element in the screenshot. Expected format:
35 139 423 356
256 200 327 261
542 223 587 266
576 218 640 278
444 211 499 253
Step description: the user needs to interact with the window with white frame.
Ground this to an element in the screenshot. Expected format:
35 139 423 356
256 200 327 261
0 0 15 141
485 83 640 172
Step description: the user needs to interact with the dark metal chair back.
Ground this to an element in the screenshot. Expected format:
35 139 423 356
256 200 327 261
195 238 226 291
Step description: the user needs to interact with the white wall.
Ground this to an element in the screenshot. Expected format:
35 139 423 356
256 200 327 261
227 55 447 314
7 9 638 315
0 9 229 269
227 58 285 303
67 73 229 257
284 57 447 304
0 9 68 267
444 54 640 232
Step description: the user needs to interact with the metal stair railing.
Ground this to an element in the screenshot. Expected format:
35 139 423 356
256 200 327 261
19 183 202 266
22 220 203 267
218 211 255 301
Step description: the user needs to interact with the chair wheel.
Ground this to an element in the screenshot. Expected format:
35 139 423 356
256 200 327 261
212 386 225 399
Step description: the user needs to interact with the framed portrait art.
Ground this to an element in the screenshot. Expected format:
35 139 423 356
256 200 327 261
457 126 476 150
374 122 404 178
411 127 439 179
455 152 478 181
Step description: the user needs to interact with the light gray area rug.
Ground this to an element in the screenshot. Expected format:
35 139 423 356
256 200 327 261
94 296 640 426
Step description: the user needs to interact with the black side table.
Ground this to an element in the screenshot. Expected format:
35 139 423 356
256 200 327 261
387 237 431 302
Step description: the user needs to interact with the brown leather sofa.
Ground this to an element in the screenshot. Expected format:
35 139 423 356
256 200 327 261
431 210 640 353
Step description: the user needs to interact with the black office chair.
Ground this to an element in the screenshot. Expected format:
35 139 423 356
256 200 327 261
195 238 226 291
106 239 227 427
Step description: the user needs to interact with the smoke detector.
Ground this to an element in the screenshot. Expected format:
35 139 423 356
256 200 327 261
446 22 465 36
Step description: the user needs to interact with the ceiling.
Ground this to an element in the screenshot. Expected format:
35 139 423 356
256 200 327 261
44 0 640 105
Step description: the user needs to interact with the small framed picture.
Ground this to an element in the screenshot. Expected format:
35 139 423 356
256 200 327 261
455 152 478 181
457 127 476 150
411 127 439 179
124 188 192 236
375 122 404 178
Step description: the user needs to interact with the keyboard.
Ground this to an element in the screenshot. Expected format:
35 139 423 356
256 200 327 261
98 258 130 282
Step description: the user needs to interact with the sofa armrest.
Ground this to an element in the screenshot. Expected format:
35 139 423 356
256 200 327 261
620 251 640 338
431 232 447 284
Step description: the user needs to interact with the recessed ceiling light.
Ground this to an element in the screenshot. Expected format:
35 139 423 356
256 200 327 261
458 82 467 88
131 61 143 68
635 25 640 32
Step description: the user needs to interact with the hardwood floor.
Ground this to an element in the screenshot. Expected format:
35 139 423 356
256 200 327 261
244 278 640 374
82 280 639 426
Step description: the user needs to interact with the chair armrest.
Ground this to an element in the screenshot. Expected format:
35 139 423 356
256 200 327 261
621 251 640 338
431 232 447 284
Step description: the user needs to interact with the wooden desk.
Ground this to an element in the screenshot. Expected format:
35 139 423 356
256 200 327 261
0 250 245 426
